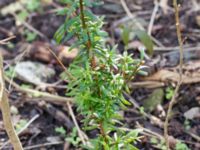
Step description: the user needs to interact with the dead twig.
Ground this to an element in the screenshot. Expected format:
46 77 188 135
0 53 23 150
0 36 15 45
148 0 159 36
164 1 184 149
5 76 73 103
24 141 64 150
67 102 88 145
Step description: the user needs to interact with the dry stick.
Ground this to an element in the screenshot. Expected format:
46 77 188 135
0 36 16 45
164 1 183 150
23 141 64 150
5 76 73 103
0 54 23 150
67 102 87 145
148 0 159 36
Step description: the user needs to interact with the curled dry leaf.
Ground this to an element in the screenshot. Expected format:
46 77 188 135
159 0 169 14
143 69 200 84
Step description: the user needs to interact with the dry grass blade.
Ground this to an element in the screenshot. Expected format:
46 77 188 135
0 36 15 45
0 53 23 150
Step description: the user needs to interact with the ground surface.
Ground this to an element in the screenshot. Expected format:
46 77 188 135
0 0 200 150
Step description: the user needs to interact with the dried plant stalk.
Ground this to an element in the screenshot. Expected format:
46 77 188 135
164 0 183 149
0 53 23 150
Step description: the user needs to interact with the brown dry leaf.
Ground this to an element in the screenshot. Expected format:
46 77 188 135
159 0 169 14
58 46 78 64
143 69 200 84
30 42 52 63
196 15 200 27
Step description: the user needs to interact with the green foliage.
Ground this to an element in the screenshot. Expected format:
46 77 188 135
26 0 41 12
15 119 28 132
183 119 191 131
65 127 81 147
175 141 190 150
5 66 16 78
55 127 81 147
17 10 29 22
120 25 153 55
133 30 154 56
24 30 37 42
55 126 66 136
55 0 144 149
165 87 174 100
150 138 167 150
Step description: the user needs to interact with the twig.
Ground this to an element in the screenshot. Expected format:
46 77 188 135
0 53 23 150
185 131 200 142
47 47 75 81
0 114 40 149
154 45 200 51
164 1 183 149
67 102 88 145
0 36 16 45
24 141 63 150
148 0 159 36
5 76 73 103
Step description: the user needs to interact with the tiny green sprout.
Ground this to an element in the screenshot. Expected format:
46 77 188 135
15 119 28 133
184 119 191 131
165 87 175 100
5 66 16 78
121 25 131 50
24 30 37 42
20 84 33 89
175 141 190 150
65 127 81 147
17 10 29 22
150 137 158 144
26 0 41 12
55 126 66 136
139 106 145 115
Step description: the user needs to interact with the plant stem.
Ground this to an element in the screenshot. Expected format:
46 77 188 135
164 0 183 149
0 54 23 150
79 0 93 62
99 122 108 149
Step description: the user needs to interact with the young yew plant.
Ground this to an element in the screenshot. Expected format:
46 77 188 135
55 0 143 149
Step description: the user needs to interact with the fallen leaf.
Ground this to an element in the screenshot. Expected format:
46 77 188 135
184 107 200 120
143 69 200 84
58 46 78 64
159 0 169 14
143 88 164 112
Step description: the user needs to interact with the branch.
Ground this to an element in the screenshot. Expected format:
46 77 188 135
0 53 23 150
164 0 183 149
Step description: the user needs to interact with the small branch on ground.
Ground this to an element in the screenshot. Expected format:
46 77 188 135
164 0 184 149
0 53 23 150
